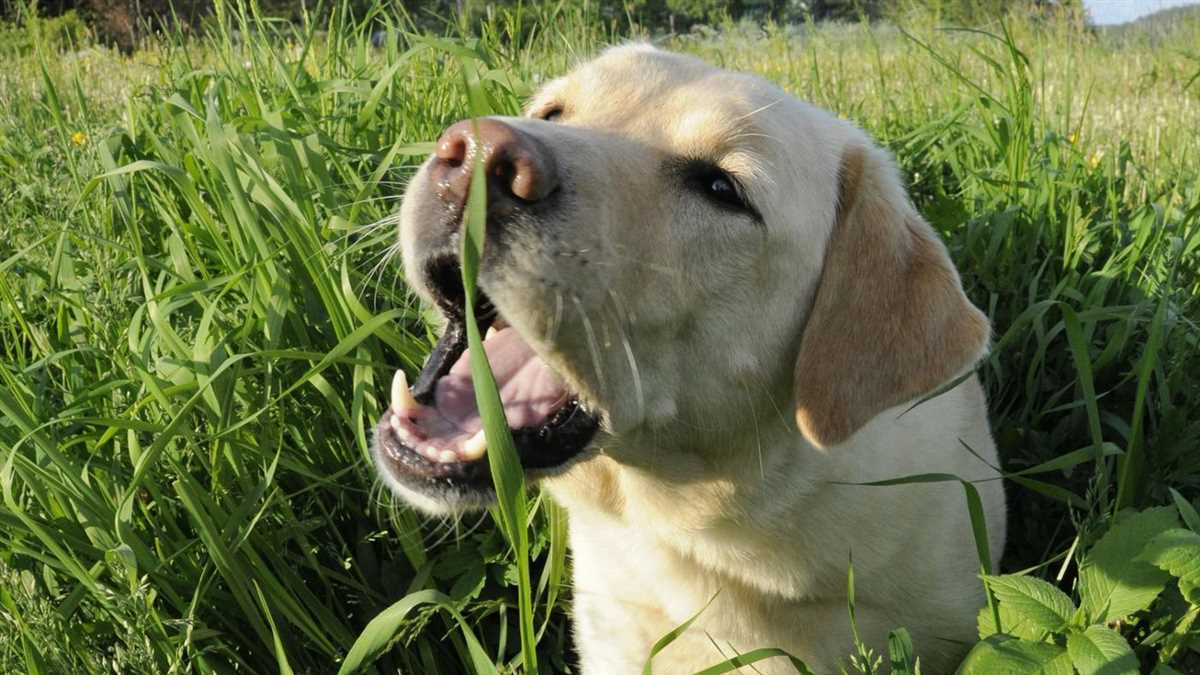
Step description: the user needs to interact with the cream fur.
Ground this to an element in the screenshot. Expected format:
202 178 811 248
390 44 1007 674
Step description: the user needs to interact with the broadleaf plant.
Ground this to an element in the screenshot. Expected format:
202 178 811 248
960 503 1200 674
1077 506 1178 623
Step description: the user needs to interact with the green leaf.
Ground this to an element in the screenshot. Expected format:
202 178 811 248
643 592 718 675
956 635 1073 675
458 60 539 675
1065 625 1139 675
1136 528 1200 603
253 581 296 675
887 627 918 675
984 575 1076 633
1062 307 1104 453
1115 288 1169 510
1008 442 1122 478
337 589 498 675
1078 507 1179 622
834 472 1000 630
692 647 816 675
1169 488 1200 533
978 602 1046 641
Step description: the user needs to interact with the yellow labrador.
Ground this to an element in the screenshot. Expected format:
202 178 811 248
374 44 1006 673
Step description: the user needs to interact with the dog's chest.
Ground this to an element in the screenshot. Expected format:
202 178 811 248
566 512 817 673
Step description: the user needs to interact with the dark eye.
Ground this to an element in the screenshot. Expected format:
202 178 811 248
691 166 752 213
539 106 563 122
706 174 741 207
673 158 760 220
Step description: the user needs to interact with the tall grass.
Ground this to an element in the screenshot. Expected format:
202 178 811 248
0 1 1198 672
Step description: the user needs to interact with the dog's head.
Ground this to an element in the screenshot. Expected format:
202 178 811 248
374 45 989 513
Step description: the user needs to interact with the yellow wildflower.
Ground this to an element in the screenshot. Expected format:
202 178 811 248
71 131 88 147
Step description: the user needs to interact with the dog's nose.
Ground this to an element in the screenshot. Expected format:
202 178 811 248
431 119 559 217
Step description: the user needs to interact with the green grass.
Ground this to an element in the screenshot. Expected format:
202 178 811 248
1 1 1199 672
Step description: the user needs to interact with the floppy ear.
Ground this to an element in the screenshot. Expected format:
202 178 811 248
793 143 990 448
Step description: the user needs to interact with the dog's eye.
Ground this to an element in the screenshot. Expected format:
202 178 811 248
691 167 752 212
706 174 740 206
539 106 564 122
674 158 760 220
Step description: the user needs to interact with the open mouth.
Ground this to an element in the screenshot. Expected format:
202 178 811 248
374 256 600 496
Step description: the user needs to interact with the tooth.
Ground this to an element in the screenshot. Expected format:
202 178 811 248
460 430 487 460
389 416 402 434
391 370 419 415
438 450 459 464
390 370 406 411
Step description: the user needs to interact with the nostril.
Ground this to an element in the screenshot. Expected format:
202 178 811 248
488 154 539 203
436 131 470 169
491 152 517 191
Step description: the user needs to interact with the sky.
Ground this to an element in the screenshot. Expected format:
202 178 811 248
1083 0 1200 25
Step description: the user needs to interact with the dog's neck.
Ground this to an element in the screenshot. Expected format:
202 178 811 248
542 418 823 548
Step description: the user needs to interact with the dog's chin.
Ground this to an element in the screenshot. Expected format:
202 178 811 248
373 442 601 516
372 255 602 514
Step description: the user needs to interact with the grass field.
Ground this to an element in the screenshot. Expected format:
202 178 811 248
1 2 1199 672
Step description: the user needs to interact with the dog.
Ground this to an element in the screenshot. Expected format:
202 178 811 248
373 44 1007 673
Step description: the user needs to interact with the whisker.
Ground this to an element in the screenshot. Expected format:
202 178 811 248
572 294 608 397
740 378 766 482
607 289 645 423
545 290 565 345
363 240 403 308
733 97 785 123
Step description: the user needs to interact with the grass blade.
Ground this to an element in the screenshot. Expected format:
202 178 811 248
458 58 539 674
338 589 499 675
642 592 719 675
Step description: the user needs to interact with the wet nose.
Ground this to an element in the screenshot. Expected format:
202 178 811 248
431 118 559 220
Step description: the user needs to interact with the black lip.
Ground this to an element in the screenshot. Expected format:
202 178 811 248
376 257 600 496
375 396 599 488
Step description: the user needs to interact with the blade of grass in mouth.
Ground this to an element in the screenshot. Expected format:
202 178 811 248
459 59 540 674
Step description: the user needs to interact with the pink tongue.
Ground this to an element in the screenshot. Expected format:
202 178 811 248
430 327 569 437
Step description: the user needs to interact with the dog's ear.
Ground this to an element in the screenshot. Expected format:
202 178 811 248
793 144 990 448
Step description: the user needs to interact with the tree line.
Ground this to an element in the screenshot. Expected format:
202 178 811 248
2 0 1077 53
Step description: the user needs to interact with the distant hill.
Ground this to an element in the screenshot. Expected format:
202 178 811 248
1093 2 1200 41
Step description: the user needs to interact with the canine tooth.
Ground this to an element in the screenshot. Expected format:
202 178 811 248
391 369 419 415
461 430 487 460
486 318 508 339
438 450 459 464
389 415 402 434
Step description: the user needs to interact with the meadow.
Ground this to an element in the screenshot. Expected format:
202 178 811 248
1 2 1199 672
